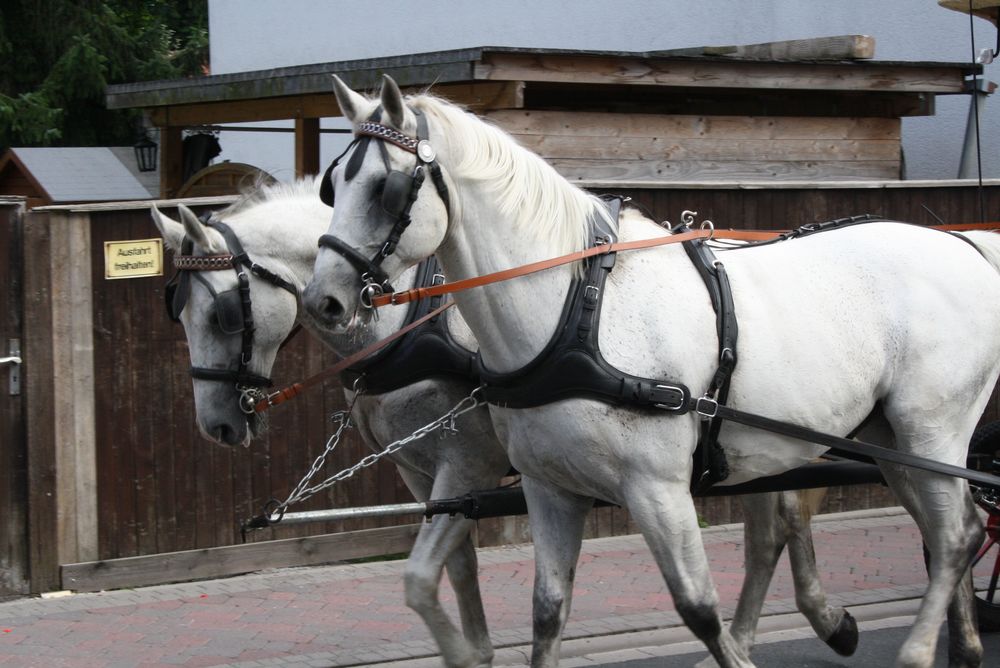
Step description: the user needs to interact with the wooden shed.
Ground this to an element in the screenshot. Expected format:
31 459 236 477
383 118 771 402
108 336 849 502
0 147 158 209
104 39 978 196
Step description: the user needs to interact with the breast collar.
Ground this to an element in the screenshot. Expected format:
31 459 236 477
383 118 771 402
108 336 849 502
476 196 694 408
476 196 734 490
341 256 477 394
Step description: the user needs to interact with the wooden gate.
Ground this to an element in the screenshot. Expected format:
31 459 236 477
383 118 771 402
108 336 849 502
0 199 28 597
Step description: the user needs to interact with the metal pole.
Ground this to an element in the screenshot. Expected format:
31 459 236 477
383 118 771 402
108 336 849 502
276 501 429 526
959 78 996 180
260 461 885 529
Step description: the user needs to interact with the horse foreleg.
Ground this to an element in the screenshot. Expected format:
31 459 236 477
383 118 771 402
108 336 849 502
521 475 591 668
398 467 494 668
626 479 754 668
881 464 983 668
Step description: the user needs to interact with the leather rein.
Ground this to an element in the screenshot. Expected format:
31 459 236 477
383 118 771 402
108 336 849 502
371 222 1000 308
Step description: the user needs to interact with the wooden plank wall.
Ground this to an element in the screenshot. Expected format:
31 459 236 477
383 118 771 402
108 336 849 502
0 201 29 597
488 111 902 182
85 206 404 560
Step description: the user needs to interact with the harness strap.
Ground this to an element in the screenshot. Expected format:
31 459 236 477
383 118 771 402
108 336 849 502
682 236 735 491
341 257 477 394
317 233 394 290
372 227 778 308
208 220 297 295
372 221 1000 309
255 300 456 412
693 398 1000 491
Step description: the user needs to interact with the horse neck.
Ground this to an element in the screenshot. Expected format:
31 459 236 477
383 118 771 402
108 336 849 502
438 186 578 373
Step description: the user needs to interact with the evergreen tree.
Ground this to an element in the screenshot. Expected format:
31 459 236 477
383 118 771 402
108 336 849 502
0 0 207 148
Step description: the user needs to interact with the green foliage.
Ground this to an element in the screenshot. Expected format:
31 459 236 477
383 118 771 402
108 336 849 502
0 0 208 149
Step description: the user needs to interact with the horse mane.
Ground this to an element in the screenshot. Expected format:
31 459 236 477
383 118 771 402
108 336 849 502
210 174 329 289
409 94 610 255
219 174 325 218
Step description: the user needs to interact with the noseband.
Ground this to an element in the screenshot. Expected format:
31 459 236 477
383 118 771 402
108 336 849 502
164 214 298 412
317 106 451 308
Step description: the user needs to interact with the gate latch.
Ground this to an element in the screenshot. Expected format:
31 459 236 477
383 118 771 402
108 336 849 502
1 339 21 396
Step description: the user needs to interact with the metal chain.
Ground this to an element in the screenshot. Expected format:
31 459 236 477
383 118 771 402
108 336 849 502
271 387 485 519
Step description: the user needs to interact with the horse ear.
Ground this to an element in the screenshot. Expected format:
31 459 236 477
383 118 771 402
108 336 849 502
332 74 368 124
177 204 226 254
380 74 406 129
150 205 185 252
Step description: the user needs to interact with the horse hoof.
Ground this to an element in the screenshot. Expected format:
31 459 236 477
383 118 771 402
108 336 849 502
825 610 858 656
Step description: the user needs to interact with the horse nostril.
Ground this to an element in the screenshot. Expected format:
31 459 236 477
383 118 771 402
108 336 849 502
320 296 345 321
210 422 244 447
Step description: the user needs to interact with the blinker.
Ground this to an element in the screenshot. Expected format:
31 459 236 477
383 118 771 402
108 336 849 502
382 170 416 218
213 288 246 335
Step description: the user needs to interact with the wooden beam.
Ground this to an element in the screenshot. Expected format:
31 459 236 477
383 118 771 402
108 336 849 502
475 52 970 94
148 82 524 127
295 117 320 177
47 212 97 565
159 127 183 199
22 210 58 593
547 157 900 182
62 524 422 592
486 110 901 140
654 35 876 61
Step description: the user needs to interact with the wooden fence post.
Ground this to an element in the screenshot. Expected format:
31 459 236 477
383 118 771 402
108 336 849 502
23 209 98 592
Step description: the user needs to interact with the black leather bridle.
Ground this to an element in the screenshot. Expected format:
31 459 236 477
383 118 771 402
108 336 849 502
164 214 298 412
317 106 451 308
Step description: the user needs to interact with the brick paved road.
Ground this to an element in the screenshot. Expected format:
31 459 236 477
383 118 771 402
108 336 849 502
0 507 983 667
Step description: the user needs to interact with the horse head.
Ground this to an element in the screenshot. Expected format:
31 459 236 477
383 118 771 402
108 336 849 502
152 202 299 447
303 75 452 332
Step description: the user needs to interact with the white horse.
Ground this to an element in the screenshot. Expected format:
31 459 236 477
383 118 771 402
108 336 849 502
151 180 862 667
303 75 999 668
151 182 509 668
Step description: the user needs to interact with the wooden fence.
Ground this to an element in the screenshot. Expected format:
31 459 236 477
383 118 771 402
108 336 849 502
0 199 28 598
6 179 999 593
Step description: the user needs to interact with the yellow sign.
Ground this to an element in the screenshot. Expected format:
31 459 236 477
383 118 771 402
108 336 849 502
104 238 163 279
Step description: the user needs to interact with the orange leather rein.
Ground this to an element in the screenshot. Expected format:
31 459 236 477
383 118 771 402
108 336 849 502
257 221 999 412
372 222 1000 308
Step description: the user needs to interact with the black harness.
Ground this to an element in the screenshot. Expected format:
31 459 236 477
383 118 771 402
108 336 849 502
340 256 478 394
164 215 298 411
476 198 734 490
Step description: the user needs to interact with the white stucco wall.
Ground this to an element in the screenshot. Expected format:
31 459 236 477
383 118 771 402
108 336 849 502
207 0 1000 181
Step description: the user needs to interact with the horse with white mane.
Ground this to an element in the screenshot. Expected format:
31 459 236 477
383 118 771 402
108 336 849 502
152 179 865 667
303 75 998 668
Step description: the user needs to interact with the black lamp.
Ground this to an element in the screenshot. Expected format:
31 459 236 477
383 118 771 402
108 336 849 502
133 130 158 173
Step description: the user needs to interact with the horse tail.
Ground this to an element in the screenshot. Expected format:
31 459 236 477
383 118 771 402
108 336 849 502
956 230 1000 274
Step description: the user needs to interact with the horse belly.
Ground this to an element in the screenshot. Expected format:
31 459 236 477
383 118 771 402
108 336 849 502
489 401 699 504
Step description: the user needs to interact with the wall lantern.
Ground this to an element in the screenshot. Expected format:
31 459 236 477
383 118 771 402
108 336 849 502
133 131 158 173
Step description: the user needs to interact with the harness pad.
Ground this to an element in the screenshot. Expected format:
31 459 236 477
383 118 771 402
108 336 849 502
478 197 689 412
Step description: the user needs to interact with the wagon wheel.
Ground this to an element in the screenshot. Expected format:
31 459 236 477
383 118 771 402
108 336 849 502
967 420 1000 632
